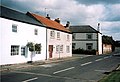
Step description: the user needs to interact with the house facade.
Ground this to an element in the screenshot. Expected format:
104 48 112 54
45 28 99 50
27 12 72 59
0 6 47 65
69 25 102 55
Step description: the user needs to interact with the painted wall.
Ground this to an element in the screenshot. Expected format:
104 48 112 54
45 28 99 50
98 33 102 54
47 29 72 59
103 44 112 54
72 32 102 55
0 18 46 65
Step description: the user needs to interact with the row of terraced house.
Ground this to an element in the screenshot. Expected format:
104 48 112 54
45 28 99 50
0 6 103 65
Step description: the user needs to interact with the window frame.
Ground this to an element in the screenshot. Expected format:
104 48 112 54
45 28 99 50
34 29 38 35
50 30 55 39
86 34 93 39
21 46 25 56
86 43 93 50
11 45 19 56
12 24 17 33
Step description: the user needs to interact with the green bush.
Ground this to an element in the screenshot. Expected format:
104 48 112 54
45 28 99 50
72 48 96 55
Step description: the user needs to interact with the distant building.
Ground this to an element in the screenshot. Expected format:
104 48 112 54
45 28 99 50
102 35 115 54
69 25 102 55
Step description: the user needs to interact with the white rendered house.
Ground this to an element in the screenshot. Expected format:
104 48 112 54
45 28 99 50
69 25 102 55
0 6 47 65
27 13 72 59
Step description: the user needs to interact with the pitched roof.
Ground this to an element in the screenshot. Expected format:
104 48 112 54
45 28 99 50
69 25 99 33
0 6 43 26
27 12 71 33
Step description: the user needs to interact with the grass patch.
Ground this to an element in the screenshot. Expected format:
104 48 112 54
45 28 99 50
99 71 120 82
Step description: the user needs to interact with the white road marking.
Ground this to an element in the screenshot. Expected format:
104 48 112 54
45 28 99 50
22 77 38 82
104 56 109 59
95 58 103 61
95 70 107 72
53 67 75 74
81 62 92 66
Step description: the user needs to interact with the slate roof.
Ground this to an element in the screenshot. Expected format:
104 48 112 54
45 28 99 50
69 25 99 33
27 12 71 33
0 6 43 26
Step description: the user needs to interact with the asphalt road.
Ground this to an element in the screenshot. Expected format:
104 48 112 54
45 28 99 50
1 48 120 82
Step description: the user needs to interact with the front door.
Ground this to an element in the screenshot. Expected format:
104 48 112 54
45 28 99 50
49 45 53 58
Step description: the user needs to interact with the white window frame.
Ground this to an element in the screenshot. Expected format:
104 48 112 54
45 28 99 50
34 29 38 35
50 30 55 39
21 46 25 56
57 32 60 40
86 34 93 39
86 43 93 50
67 34 69 41
66 46 70 53
12 24 17 33
11 45 19 56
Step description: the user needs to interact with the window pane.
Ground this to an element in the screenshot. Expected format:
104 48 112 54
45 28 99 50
34 29 38 35
12 24 17 32
11 45 19 56
21 47 25 55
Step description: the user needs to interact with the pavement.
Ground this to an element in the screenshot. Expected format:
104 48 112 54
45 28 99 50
0 54 92 72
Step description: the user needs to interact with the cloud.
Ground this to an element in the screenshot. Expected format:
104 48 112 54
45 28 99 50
102 4 120 22
75 0 120 5
1 0 120 40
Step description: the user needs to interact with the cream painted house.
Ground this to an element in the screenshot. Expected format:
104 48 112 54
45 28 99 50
69 25 102 55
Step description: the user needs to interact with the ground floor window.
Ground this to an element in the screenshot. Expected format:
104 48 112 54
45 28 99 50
86 43 93 50
11 45 19 56
56 45 59 53
60 45 63 53
35 51 41 54
66 46 70 53
72 43 76 49
21 47 25 56
56 45 63 53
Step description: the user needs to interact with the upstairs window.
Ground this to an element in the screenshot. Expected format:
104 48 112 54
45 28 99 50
50 31 55 39
57 32 60 39
87 34 93 39
67 34 70 41
12 24 17 33
34 29 38 35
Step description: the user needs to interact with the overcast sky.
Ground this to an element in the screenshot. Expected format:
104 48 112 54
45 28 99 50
1 0 120 40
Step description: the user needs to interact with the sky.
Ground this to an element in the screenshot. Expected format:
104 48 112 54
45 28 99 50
1 0 120 40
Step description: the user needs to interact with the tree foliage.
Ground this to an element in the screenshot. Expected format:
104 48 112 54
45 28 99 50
26 42 41 52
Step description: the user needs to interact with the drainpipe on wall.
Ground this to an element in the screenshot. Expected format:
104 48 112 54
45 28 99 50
46 28 47 60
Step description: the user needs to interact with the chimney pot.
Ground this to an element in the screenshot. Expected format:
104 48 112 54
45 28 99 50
46 14 50 19
54 18 60 23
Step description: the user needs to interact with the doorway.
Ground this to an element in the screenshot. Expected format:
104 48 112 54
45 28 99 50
49 45 53 58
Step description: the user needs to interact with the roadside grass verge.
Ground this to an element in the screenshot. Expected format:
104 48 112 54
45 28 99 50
99 70 120 82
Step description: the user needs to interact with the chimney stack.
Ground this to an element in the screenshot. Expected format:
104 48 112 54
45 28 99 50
54 18 60 23
46 14 50 19
65 21 70 29
97 23 100 32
